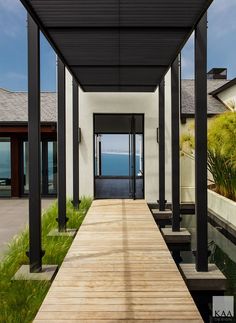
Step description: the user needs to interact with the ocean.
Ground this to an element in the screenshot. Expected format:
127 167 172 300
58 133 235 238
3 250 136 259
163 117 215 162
0 149 142 179
101 153 141 176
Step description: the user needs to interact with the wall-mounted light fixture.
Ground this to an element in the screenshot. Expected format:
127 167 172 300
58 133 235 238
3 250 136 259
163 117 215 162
156 128 159 143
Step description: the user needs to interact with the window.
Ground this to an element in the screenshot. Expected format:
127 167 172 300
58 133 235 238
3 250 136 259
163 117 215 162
23 140 57 195
0 138 11 197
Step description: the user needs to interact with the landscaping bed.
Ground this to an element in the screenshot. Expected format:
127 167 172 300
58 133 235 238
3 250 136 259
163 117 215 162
0 197 92 323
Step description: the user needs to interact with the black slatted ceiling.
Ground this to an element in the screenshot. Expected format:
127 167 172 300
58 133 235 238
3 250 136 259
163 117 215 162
21 0 212 92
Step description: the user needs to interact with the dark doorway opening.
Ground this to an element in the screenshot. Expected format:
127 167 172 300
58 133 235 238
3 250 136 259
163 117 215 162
94 114 144 199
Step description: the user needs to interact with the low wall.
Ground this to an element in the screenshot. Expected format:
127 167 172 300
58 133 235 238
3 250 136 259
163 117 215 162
208 189 236 230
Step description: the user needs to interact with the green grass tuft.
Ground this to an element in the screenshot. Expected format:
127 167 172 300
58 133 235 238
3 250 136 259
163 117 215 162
0 197 92 323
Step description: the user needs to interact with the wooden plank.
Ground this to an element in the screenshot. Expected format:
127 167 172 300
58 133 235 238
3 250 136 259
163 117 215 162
56 271 182 279
46 290 193 298
35 311 202 320
40 304 198 312
44 297 194 305
34 200 203 322
34 321 202 323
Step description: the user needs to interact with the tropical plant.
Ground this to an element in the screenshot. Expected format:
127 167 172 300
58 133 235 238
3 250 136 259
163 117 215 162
207 112 236 201
226 98 236 112
180 133 195 154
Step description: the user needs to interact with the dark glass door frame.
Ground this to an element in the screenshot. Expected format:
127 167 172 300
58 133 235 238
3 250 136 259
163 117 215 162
128 115 137 199
93 113 145 200
20 138 57 197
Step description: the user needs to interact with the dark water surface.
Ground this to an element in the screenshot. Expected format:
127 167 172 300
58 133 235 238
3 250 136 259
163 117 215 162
174 214 236 322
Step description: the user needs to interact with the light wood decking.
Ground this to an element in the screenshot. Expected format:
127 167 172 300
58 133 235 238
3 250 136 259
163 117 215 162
34 199 203 322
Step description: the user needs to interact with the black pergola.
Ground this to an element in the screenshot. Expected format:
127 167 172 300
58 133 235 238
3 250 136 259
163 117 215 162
20 0 212 273
21 0 212 92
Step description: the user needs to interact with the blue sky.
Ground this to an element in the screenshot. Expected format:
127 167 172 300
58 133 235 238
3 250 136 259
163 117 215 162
0 0 236 92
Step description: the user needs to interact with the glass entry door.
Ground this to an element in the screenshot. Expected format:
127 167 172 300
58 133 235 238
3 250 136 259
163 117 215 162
94 114 144 199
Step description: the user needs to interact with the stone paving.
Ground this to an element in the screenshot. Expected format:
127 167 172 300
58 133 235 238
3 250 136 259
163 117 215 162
0 198 55 256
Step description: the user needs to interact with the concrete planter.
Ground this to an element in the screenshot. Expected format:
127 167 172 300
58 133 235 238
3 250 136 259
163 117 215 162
180 150 236 234
208 188 236 230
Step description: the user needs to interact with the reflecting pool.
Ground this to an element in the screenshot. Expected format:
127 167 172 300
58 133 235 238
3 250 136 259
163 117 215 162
174 214 236 322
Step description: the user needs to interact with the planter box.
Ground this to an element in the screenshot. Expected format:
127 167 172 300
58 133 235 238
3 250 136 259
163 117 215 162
208 189 236 232
181 151 236 234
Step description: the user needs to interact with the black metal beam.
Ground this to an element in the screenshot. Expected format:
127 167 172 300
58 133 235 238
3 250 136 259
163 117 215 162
57 58 67 231
47 26 191 31
27 14 43 273
195 13 208 272
78 84 157 87
158 80 166 211
72 79 80 209
70 65 169 69
171 56 180 231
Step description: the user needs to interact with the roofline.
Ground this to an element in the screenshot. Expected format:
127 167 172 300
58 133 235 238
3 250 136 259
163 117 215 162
0 121 57 126
0 88 56 94
209 78 236 96
181 113 221 118
207 67 227 73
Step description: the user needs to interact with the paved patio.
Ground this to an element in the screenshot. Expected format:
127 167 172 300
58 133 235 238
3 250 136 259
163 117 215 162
0 199 55 256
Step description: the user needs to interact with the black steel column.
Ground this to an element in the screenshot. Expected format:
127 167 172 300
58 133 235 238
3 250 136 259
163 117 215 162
195 13 208 272
171 57 180 231
27 14 43 273
159 80 166 211
57 58 67 231
72 79 79 209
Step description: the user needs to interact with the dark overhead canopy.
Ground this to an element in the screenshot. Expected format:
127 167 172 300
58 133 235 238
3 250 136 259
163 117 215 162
21 0 212 92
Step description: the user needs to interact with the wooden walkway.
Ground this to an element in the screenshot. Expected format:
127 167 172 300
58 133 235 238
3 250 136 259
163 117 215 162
34 199 202 322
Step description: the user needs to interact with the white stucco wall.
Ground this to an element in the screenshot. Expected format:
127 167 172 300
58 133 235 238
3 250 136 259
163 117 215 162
65 70 73 198
65 69 172 203
217 84 236 111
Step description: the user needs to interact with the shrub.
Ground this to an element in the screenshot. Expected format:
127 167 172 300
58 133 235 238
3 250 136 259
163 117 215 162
208 112 236 201
180 122 195 155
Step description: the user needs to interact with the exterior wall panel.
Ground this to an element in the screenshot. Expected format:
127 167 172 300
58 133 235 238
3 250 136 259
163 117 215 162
66 69 172 203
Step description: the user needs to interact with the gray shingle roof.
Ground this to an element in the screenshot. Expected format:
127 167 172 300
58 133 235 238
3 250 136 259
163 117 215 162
181 79 228 116
0 88 57 122
0 80 229 122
